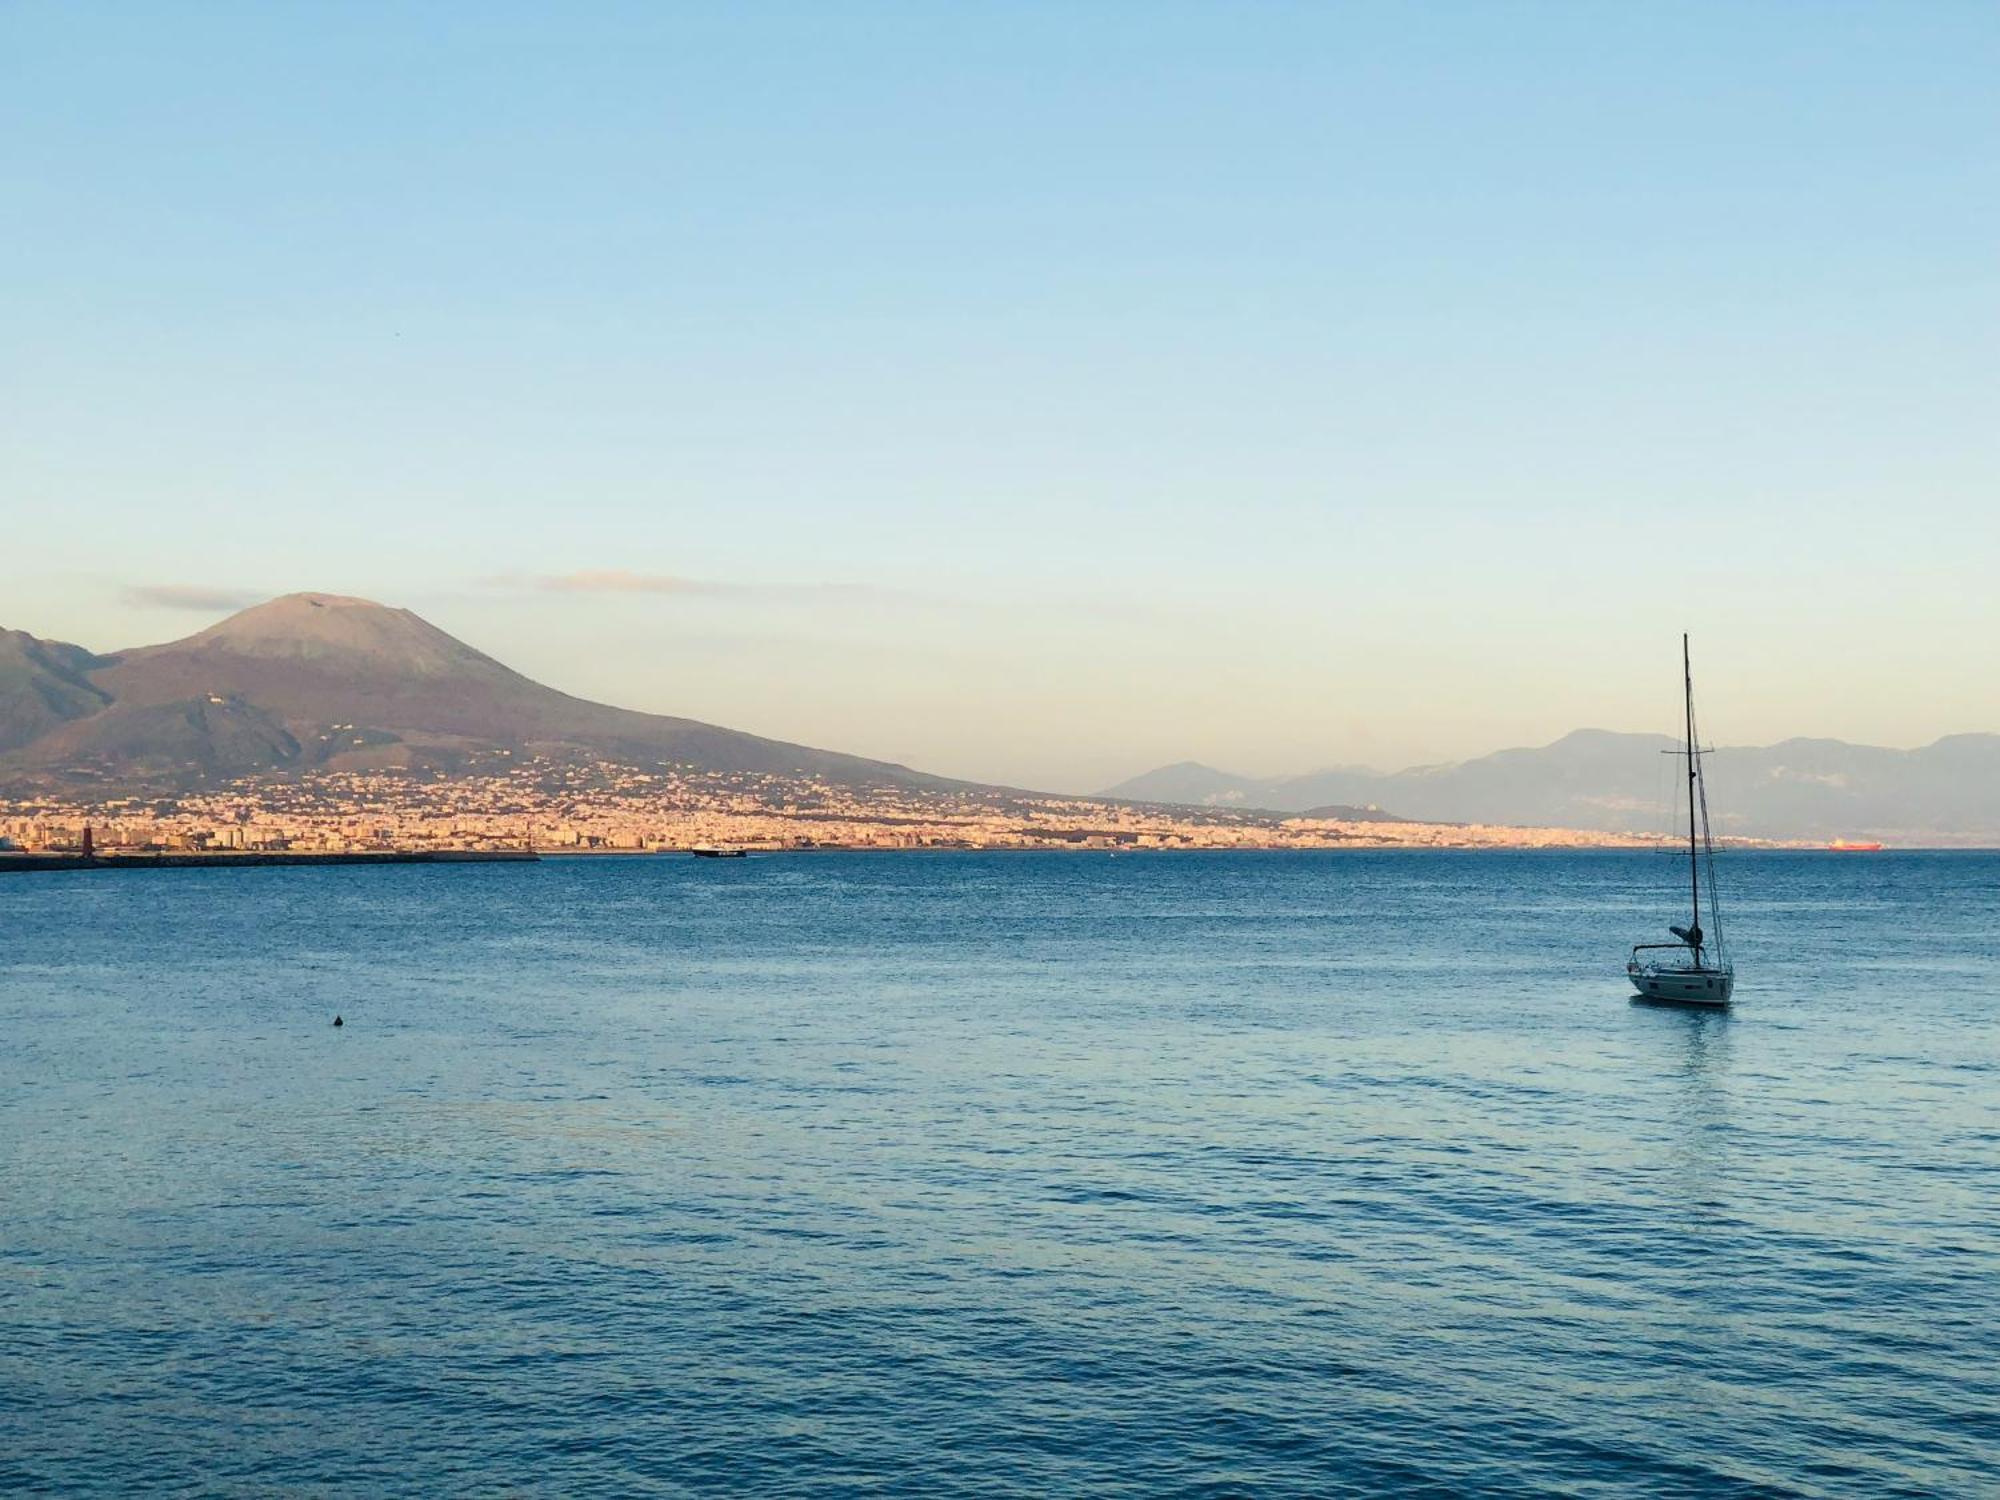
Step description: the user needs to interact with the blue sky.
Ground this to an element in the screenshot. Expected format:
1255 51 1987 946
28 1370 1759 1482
5 2 1995 790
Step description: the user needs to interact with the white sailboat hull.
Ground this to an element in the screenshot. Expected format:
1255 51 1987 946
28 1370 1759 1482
1628 967 1734 1006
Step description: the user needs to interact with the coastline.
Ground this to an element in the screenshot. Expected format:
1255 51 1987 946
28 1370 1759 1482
3 842 1958 875
0 850 539 873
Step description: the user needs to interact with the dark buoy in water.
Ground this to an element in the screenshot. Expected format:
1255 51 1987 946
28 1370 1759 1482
332 1014 344 1028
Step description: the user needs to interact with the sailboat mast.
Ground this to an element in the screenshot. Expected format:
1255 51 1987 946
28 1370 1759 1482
1683 632 1700 953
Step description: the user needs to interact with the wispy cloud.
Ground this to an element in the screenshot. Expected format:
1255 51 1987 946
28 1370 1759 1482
536 570 729 596
486 571 916 605
123 584 265 612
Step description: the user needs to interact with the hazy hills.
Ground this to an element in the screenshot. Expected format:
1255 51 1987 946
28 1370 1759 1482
10 595 1993 842
0 594 953 794
1104 729 2000 843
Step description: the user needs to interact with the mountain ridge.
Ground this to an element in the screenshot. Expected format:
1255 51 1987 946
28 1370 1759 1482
0 594 958 795
9 595 1993 840
1103 729 2000 842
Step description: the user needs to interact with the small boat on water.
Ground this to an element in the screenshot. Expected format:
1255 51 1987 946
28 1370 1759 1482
1628 634 1734 1008
690 844 747 859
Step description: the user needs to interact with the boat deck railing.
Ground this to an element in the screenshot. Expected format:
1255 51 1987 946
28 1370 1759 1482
1629 941 1730 976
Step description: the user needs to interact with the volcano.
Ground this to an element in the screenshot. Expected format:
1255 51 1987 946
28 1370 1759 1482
0 593 952 793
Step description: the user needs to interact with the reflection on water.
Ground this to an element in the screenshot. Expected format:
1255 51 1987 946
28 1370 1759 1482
1649 1003 1732 1220
2 850 1998 1496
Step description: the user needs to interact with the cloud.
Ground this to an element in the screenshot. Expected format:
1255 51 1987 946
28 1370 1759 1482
485 571 917 605
123 584 265 612
535 570 728 595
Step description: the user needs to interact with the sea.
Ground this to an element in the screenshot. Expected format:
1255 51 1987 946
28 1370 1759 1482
3 850 1997 1497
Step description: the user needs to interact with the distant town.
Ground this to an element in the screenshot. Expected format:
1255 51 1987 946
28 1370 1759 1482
7 595 1984 849
0 758 1671 858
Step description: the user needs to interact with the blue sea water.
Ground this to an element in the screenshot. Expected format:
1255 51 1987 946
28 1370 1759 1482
3 849 1998 1497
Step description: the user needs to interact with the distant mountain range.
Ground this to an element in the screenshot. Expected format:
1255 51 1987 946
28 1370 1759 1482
0 594 954 795
9 596 1993 842
1104 729 2000 843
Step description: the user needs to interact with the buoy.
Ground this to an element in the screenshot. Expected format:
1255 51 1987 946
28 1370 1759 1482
332 1015 344 1027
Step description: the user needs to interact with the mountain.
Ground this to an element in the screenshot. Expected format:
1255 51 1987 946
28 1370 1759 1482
0 630 112 753
0 594 954 794
1104 728 2000 843
1101 762 1266 807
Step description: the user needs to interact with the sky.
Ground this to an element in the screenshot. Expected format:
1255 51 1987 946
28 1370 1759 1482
4 2 1996 793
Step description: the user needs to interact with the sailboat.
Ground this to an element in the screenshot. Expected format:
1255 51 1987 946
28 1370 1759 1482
1628 634 1735 1007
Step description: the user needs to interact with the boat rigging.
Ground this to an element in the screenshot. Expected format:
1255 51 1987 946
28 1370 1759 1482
1627 634 1735 1007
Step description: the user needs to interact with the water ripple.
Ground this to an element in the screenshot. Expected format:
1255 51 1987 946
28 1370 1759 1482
3 850 1997 1495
